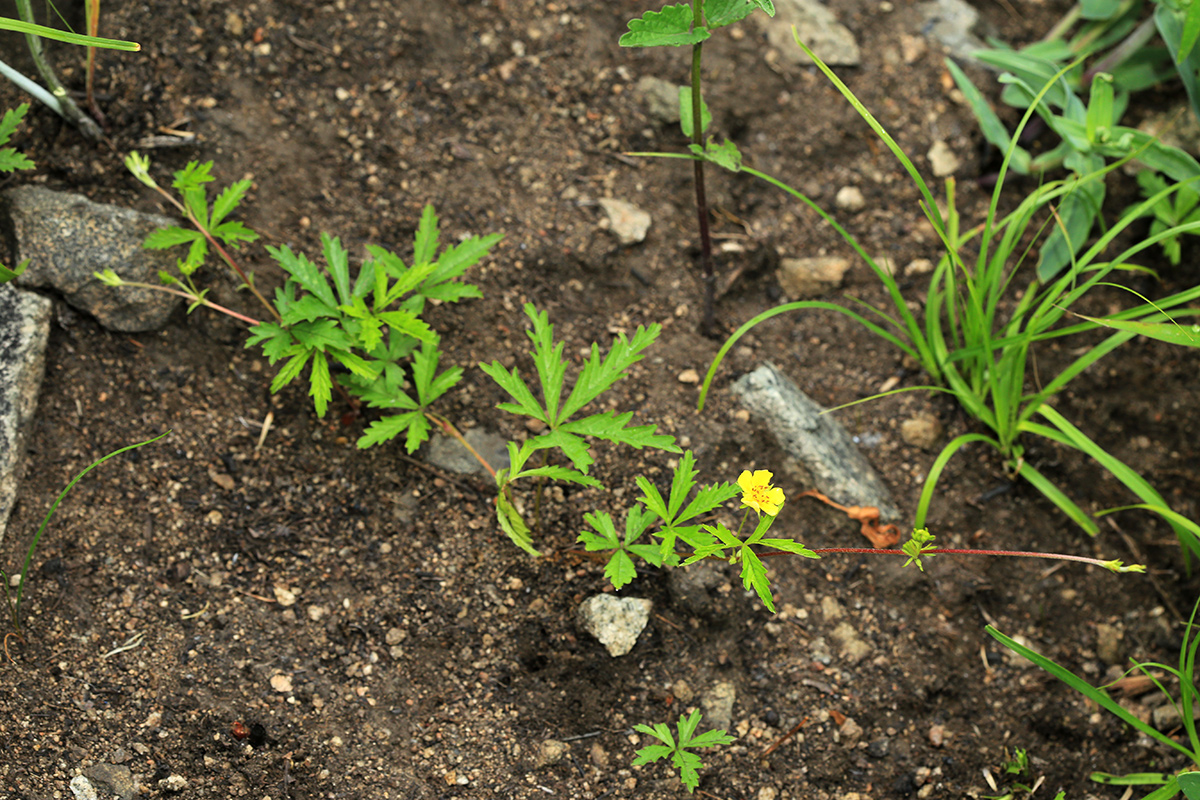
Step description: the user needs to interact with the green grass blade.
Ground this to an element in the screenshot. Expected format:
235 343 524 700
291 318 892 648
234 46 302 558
1011 459 1099 534
914 433 999 528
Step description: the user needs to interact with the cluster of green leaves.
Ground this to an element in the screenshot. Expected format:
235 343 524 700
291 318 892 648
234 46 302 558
949 0 1200 278
620 0 774 48
1 104 33 283
991 596 1200 799
632 710 734 793
481 303 679 554
981 748 1065 800
122 152 259 306
249 206 498 450
691 35 1200 559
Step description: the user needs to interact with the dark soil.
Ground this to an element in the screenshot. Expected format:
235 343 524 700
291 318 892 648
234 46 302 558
2 1 1199 799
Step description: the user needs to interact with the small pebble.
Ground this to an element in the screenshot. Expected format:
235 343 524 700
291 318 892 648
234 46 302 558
677 369 700 384
835 186 865 212
928 723 945 747
270 674 293 693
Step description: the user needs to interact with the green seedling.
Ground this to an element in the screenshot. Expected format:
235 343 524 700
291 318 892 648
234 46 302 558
981 748 1066 800
0 104 34 283
481 303 680 554
677 34 1200 559
2 432 168 660
619 0 775 332
633 709 735 793
991 595 1200 799
1125 170 1200 265
109 153 498 452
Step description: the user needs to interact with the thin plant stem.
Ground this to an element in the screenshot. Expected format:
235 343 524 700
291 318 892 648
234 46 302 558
14 0 101 140
690 2 716 336
0 58 62 115
109 280 264 326
766 546 1131 569
427 413 496 479
85 0 101 122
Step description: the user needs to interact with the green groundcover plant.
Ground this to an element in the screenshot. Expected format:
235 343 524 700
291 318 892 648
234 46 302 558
661 33 1200 560
0 103 34 282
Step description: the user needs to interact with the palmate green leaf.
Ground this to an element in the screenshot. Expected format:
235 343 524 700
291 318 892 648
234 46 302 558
677 481 740 524
376 309 436 343
172 160 214 192
580 510 620 549
290 319 355 352
636 475 670 521
740 547 775 612
527 429 593 472
245 322 293 358
427 232 503 289
211 220 258 247
270 349 312 393
0 103 34 171
0 148 33 172
633 710 733 793
522 303 569 423
282 294 341 324
620 3 711 47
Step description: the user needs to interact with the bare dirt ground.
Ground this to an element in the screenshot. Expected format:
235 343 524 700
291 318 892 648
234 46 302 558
2 1 1199 798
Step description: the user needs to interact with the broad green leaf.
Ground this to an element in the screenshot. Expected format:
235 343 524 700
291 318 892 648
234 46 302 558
1179 771 1200 800
679 87 712 138
1036 166 1105 281
620 3 711 47
690 137 743 171
1080 0 1121 19
1182 0 1200 61
1086 73 1114 143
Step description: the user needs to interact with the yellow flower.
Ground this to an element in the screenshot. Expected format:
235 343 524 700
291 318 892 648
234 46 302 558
737 469 785 516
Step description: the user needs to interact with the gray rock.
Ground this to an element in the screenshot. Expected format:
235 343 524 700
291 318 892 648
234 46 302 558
424 428 510 475
763 0 861 66
84 763 137 800
577 594 652 657
3 186 182 332
535 739 571 768
731 363 900 520
777 256 851 299
918 0 988 61
838 716 863 748
635 76 682 126
700 681 737 731
598 198 651 245
0 283 51 548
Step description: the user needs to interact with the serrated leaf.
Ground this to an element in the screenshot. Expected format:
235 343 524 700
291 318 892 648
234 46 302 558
269 244 338 308
427 232 503 288
527 429 593 472
143 226 200 250
330 349 379 382
0 149 34 172
678 481 740 524
605 550 639 589
309 350 333 417
270 350 311 392
740 548 775 612
290 319 354 352
677 708 702 742
320 233 352 305
0 104 29 147
210 179 251 227
758 538 819 557
282 294 341 324
211 220 258 246
561 411 679 453
376 309 436 343
632 744 675 764
412 204 440 265
686 729 736 748
512 465 603 488
245 321 292 355
559 324 661 420
620 3 710 47
580 511 620 549
479 362 548 422
667 451 699 520
357 410 422 449
497 492 539 556
636 475 670 521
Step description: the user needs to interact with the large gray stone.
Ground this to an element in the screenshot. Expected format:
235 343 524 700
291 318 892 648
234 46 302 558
919 0 988 62
577 594 652 657
0 283 52 547
425 428 510 475
731 363 900 520
2 185 182 332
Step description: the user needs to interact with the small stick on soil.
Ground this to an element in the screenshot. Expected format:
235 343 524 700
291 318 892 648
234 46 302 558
760 716 808 758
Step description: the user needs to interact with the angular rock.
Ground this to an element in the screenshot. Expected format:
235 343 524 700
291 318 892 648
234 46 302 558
700 681 737 731
69 776 98 800
764 0 861 66
83 763 137 800
425 428 510 475
831 621 872 664
927 140 961 177
918 0 988 62
577 594 652 657
3 185 182 332
598 198 651 245
731 363 900 520
835 186 865 212
0 283 51 547
900 413 943 450
777 256 851 300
